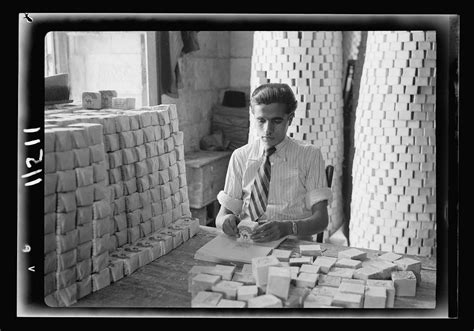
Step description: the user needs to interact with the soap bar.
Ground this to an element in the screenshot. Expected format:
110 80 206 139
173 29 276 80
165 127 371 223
77 241 92 262
335 258 362 269
55 283 78 307
92 251 109 273
332 292 363 308
391 270 417 297
295 272 318 288
73 148 91 168
266 267 291 300
303 294 333 308
211 280 244 300
191 273 222 297
252 255 280 286
338 248 367 260
312 256 337 273
75 185 94 207
366 279 396 308
76 258 92 281
76 275 92 300
299 244 322 257
327 267 355 279
216 299 247 308
247 294 283 308
237 219 258 242
56 229 79 254
82 92 102 109
364 285 387 308
44 251 57 274
108 257 125 283
237 285 259 301
289 256 313 267
76 166 94 187
92 267 111 292
56 210 76 235
317 274 342 288
44 212 56 235
191 291 223 307
99 90 117 108
112 97 135 110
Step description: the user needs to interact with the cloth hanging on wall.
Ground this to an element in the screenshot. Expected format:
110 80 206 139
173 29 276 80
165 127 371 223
157 31 200 99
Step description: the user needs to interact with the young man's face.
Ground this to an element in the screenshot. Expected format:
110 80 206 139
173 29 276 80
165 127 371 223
252 103 293 149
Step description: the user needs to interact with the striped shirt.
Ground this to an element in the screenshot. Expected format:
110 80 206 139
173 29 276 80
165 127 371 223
217 135 333 225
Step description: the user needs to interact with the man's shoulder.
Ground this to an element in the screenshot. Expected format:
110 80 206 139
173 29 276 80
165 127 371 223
287 137 322 155
232 140 258 158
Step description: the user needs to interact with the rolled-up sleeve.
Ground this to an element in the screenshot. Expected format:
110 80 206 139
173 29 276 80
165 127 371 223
304 147 333 209
217 150 244 215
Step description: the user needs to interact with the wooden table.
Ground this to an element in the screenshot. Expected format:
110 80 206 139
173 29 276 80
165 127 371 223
73 226 437 314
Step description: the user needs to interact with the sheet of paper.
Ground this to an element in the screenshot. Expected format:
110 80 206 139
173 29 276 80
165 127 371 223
194 234 287 265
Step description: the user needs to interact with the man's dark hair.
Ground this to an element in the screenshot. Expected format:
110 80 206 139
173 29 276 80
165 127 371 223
250 83 298 114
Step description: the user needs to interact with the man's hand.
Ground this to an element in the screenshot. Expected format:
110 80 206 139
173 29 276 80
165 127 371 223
251 221 288 243
221 214 240 236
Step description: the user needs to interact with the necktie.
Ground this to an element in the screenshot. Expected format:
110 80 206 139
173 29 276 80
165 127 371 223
248 146 276 222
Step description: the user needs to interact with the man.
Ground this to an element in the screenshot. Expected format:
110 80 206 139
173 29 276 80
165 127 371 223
215 83 332 242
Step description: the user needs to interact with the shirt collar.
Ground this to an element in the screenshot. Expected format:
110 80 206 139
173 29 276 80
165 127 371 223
254 135 290 161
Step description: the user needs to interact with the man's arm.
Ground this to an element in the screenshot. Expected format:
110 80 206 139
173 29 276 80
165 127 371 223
251 200 328 242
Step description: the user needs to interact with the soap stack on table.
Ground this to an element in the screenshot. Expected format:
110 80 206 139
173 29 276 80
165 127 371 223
189 245 422 308
44 103 197 306
249 31 344 242
349 31 437 257
43 122 110 306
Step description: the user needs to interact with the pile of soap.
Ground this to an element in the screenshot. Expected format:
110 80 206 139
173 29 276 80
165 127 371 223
189 245 421 308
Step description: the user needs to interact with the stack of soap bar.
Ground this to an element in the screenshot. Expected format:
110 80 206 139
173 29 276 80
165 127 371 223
249 31 345 242
349 31 437 257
